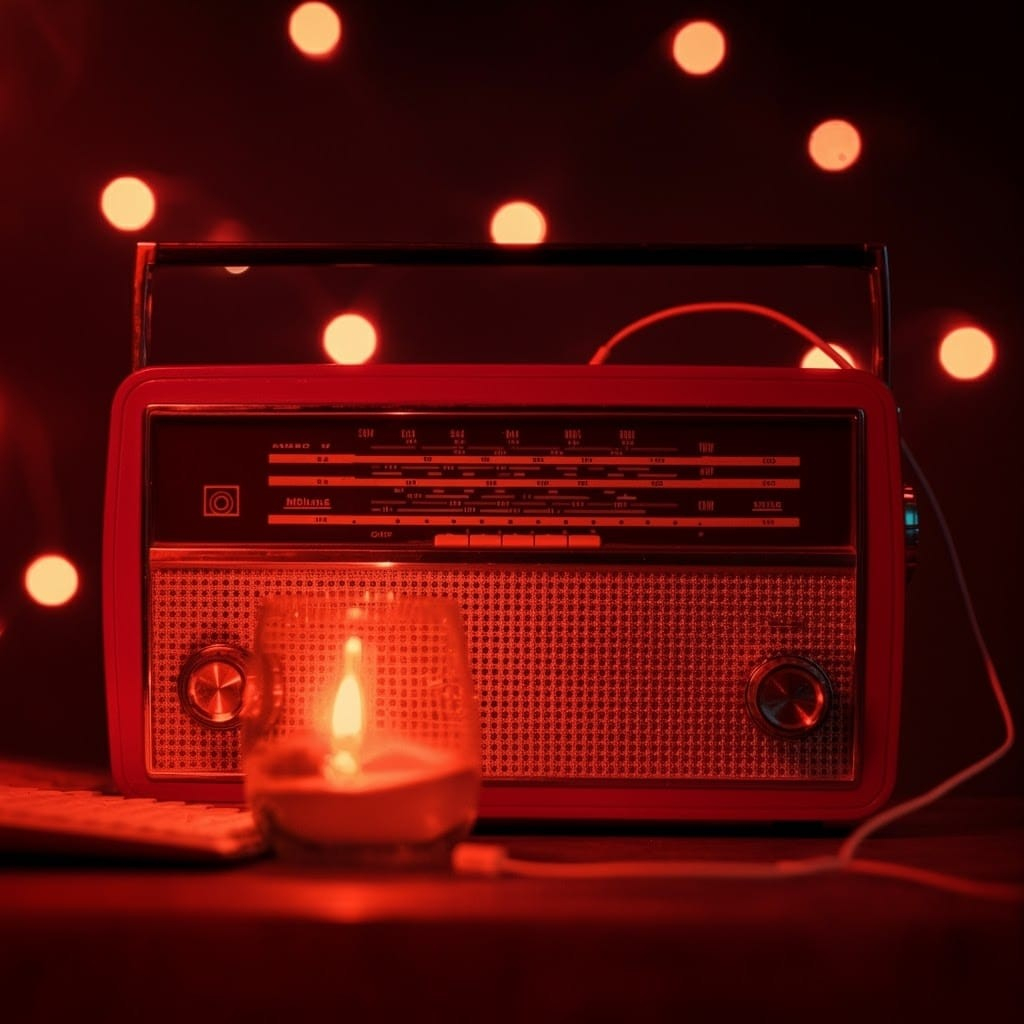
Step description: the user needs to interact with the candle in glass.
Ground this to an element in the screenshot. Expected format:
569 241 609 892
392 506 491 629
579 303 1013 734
241 594 482 865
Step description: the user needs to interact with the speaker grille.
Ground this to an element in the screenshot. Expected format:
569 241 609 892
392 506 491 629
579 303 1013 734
254 596 476 755
149 562 858 781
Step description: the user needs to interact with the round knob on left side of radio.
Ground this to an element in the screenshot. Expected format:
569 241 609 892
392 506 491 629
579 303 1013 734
178 643 251 729
746 655 832 738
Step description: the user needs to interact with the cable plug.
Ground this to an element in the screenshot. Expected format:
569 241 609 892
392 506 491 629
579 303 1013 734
451 841 510 876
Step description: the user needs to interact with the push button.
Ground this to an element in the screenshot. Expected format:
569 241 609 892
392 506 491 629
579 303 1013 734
434 534 469 548
501 535 534 548
534 535 568 549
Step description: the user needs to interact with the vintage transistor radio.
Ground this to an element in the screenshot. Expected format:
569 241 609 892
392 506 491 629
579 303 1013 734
103 243 915 821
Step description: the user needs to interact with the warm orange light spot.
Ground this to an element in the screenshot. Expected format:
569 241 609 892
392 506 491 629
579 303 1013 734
489 200 547 245
100 176 156 231
24 554 79 607
289 2 342 58
323 313 377 364
808 119 862 172
671 21 727 75
939 326 997 380
332 637 364 740
801 342 856 369
208 219 250 273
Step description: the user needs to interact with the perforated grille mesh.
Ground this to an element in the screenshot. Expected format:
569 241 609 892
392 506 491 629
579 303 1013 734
255 597 475 754
149 563 858 781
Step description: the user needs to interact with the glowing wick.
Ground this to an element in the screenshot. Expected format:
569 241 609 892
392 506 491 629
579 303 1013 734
330 636 364 774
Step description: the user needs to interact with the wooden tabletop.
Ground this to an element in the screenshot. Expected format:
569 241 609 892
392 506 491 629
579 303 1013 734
1 757 1020 1021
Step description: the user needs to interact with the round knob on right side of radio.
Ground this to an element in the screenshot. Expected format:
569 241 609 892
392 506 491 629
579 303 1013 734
745 655 833 739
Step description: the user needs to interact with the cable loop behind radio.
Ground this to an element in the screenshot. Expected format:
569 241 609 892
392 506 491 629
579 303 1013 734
588 301 856 369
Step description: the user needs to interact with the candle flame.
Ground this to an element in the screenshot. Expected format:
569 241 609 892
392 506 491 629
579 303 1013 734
332 636 364 741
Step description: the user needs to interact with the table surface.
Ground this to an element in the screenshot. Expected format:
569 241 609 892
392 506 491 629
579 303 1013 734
1 759 1021 1022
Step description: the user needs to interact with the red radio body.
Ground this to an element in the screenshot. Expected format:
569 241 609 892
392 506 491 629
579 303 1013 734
103 360 909 821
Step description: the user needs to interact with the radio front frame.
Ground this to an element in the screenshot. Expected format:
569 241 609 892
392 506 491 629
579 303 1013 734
103 362 907 821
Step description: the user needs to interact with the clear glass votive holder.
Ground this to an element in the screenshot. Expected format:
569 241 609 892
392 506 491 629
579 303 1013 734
241 593 482 867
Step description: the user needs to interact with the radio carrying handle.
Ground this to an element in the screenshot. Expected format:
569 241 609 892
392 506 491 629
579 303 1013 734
131 242 893 385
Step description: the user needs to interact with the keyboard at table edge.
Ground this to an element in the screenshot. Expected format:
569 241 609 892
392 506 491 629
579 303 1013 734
0 783 270 862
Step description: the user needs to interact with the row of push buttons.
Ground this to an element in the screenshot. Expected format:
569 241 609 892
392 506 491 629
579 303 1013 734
434 534 601 549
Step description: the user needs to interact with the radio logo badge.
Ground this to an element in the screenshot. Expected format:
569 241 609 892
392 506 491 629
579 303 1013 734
203 485 240 517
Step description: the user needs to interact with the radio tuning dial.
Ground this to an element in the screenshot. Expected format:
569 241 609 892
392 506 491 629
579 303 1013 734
746 655 832 739
178 644 251 729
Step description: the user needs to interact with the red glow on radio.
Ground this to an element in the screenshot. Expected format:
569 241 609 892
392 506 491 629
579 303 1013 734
289 2 342 58
671 21 727 75
323 313 377 364
489 201 547 245
100 176 156 231
807 119 862 172
801 342 856 370
939 325 997 380
24 554 79 608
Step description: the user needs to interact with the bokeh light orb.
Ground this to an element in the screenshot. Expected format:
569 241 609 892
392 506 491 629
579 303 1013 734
671 21 727 75
24 554 79 607
100 176 156 231
209 218 251 273
323 313 377 364
808 119 862 172
289 2 342 58
939 325 997 380
801 342 856 369
489 200 547 245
